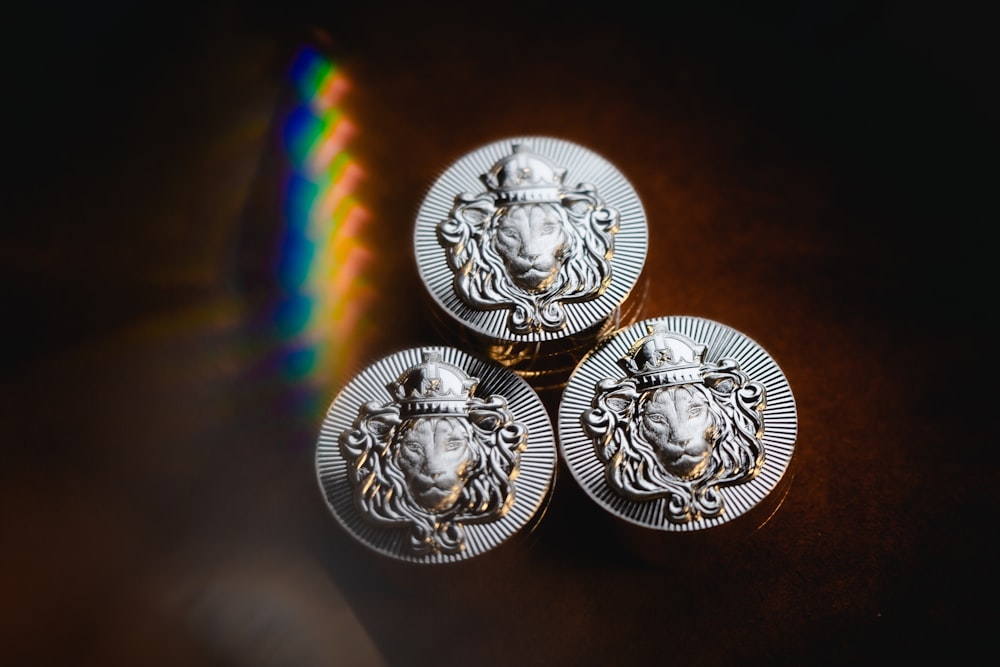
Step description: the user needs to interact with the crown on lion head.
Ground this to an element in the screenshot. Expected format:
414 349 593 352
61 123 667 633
618 325 708 391
387 351 478 417
481 143 567 204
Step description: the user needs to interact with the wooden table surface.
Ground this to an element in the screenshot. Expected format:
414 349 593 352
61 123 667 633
3 4 993 665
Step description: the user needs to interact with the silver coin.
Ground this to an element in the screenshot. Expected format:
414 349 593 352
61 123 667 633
558 316 798 533
414 137 648 350
316 346 557 564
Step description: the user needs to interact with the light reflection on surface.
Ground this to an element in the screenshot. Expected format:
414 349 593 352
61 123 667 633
276 45 373 421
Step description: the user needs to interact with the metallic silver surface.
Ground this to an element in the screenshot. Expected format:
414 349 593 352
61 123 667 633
317 347 556 564
415 137 647 347
558 316 797 532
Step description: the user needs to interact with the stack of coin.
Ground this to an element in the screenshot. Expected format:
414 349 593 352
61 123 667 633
316 346 557 569
414 137 648 390
557 315 799 562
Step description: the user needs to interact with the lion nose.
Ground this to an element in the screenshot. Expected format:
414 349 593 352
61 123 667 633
664 435 688 450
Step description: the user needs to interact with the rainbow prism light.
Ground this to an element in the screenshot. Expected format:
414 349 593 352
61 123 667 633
276 45 372 411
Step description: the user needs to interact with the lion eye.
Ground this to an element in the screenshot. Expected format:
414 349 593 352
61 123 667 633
541 222 557 234
404 441 422 452
646 413 665 423
445 439 465 451
688 406 703 419
499 227 519 239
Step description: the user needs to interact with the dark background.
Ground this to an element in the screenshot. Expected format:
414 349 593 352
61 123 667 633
3 2 994 665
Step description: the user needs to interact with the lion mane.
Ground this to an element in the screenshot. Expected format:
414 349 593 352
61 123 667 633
582 358 766 524
339 396 527 555
438 184 618 335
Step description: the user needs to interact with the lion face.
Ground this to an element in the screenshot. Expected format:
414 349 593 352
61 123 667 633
639 386 719 480
492 203 568 293
394 417 474 513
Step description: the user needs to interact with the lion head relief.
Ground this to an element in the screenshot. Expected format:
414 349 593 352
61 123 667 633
437 143 619 335
581 326 766 524
338 352 527 555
